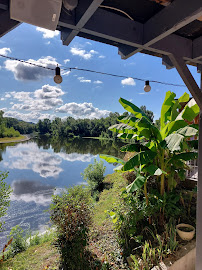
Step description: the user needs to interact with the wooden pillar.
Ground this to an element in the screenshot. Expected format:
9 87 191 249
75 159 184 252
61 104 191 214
168 54 202 270
196 73 202 270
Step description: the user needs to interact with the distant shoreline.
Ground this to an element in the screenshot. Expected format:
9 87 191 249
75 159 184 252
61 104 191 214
0 135 31 144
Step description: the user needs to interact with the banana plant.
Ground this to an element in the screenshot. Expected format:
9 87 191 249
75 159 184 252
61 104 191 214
100 91 199 196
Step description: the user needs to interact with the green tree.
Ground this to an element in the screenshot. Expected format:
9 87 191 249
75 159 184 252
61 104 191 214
140 105 154 122
0 172 12 232
81 159 106 200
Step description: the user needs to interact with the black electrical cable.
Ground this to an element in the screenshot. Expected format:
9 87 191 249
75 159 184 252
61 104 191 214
0 53 186 88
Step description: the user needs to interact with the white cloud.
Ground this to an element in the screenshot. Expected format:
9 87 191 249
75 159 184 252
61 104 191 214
139 92 145 95
5 93 11 98
56 152 94 163
56 102 110 119
78 77 91 83
36 27 59 39
3 142 63 178
61 70 71 76
4 56 57 81
94 80 103 84
90 50 98 54
121 77 136 86
0 98 5 101
99 55 105 59
64 59 70 64
4 110 56 122
46 41 51 45
0 47 11 56
70 47 97 60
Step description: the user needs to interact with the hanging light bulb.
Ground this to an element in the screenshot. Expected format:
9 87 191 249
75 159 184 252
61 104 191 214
144 80 151 92
54 65 63 84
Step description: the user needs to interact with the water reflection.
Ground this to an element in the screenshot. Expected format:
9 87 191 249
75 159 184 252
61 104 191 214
11 180 55 206
0 137 124 245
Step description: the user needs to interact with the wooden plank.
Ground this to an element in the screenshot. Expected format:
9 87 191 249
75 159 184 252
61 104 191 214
62 0 104 46
169 54 202 109
0 10 20 38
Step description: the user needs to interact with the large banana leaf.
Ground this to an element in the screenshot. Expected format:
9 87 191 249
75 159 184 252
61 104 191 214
165 126 198 152
119 98 151 121
160 120 188 139
126 175 147 193
143 164 166 176
120 143 150 152
176 98 199 122
122 150 157 171
160 91 176 129
170 152 198 162
109 123 137 134
99 154 125 165
118 115 137 127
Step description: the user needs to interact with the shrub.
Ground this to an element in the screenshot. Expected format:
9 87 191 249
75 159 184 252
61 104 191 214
81 159 106 200
7 226 27 257
50 185 92 270
0 172 11 232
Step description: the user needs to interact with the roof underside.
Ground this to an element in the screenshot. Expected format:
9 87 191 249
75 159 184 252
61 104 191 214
0 0 202 68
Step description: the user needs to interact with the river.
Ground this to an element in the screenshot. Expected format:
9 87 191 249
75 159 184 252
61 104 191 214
0 136 124 245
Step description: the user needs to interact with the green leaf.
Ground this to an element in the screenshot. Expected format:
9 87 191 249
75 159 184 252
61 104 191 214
178 92 190 103
119 98 151 121
160 91 176 129
143 165 166 176
118 115 137 127
122 150 157 171
171 152 198 161
165 133 184 152
114 165 124 171
161 120 188 139
120 143 149 152
99 154 125 165
109 123 136 134
176 98 200 122
126 175 146 193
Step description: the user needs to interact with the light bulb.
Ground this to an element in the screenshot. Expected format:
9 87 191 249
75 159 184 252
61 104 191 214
144 80 151 92
54 66 63 84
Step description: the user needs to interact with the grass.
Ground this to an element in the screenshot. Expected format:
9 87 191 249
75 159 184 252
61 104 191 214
93 172 128 226
0 241 59 270
0 135 26 143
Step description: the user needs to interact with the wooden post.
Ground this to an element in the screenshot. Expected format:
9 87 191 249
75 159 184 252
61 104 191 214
196 73 202 270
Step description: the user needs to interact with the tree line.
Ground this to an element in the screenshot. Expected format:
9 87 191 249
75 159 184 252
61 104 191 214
0 105 157 139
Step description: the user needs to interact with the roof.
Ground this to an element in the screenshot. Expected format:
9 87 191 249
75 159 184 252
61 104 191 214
0 0 202 68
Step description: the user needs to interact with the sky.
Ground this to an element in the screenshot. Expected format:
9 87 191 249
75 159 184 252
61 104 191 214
0 23 201 123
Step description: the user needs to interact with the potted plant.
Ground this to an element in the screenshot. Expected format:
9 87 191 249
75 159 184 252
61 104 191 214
176 223 195 241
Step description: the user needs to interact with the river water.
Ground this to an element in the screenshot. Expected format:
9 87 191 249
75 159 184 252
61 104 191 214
0 136 123 245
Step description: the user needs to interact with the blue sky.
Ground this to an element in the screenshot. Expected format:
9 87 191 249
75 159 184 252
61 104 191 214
0 23 201 122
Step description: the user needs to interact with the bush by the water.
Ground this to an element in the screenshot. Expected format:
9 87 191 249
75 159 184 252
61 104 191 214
50 185 92 270
81 159 106 200
0 172 11 232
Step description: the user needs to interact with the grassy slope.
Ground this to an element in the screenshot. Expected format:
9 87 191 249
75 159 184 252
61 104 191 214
0 241 59 270
1 173 128 270
0 135 26 143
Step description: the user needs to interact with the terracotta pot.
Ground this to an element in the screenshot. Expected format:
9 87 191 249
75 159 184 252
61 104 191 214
176 223 195 241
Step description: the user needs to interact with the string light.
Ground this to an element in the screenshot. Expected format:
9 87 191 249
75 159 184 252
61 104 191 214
0 53 186 89
144 80 151 92
54 65 62 84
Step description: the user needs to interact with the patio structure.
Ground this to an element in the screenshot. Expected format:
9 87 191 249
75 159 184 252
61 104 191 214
0 0 202 268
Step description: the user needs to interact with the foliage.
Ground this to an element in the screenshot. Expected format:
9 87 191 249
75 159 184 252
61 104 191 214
101 92 199 196
49 185 92 270
140 105 154 122
82 159 106 200
0 172 11 232
0 111 22 138
36 112 120 139
7 226 28 257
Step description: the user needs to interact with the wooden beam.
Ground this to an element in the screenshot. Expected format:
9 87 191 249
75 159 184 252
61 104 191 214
193 36 202 60
61 0 104 46
121 0 202 59
168 54 202 108
144 0 202 45
0 10 20 38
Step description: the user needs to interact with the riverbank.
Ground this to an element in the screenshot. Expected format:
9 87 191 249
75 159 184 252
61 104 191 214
0 135 30 144
0 173 129 269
